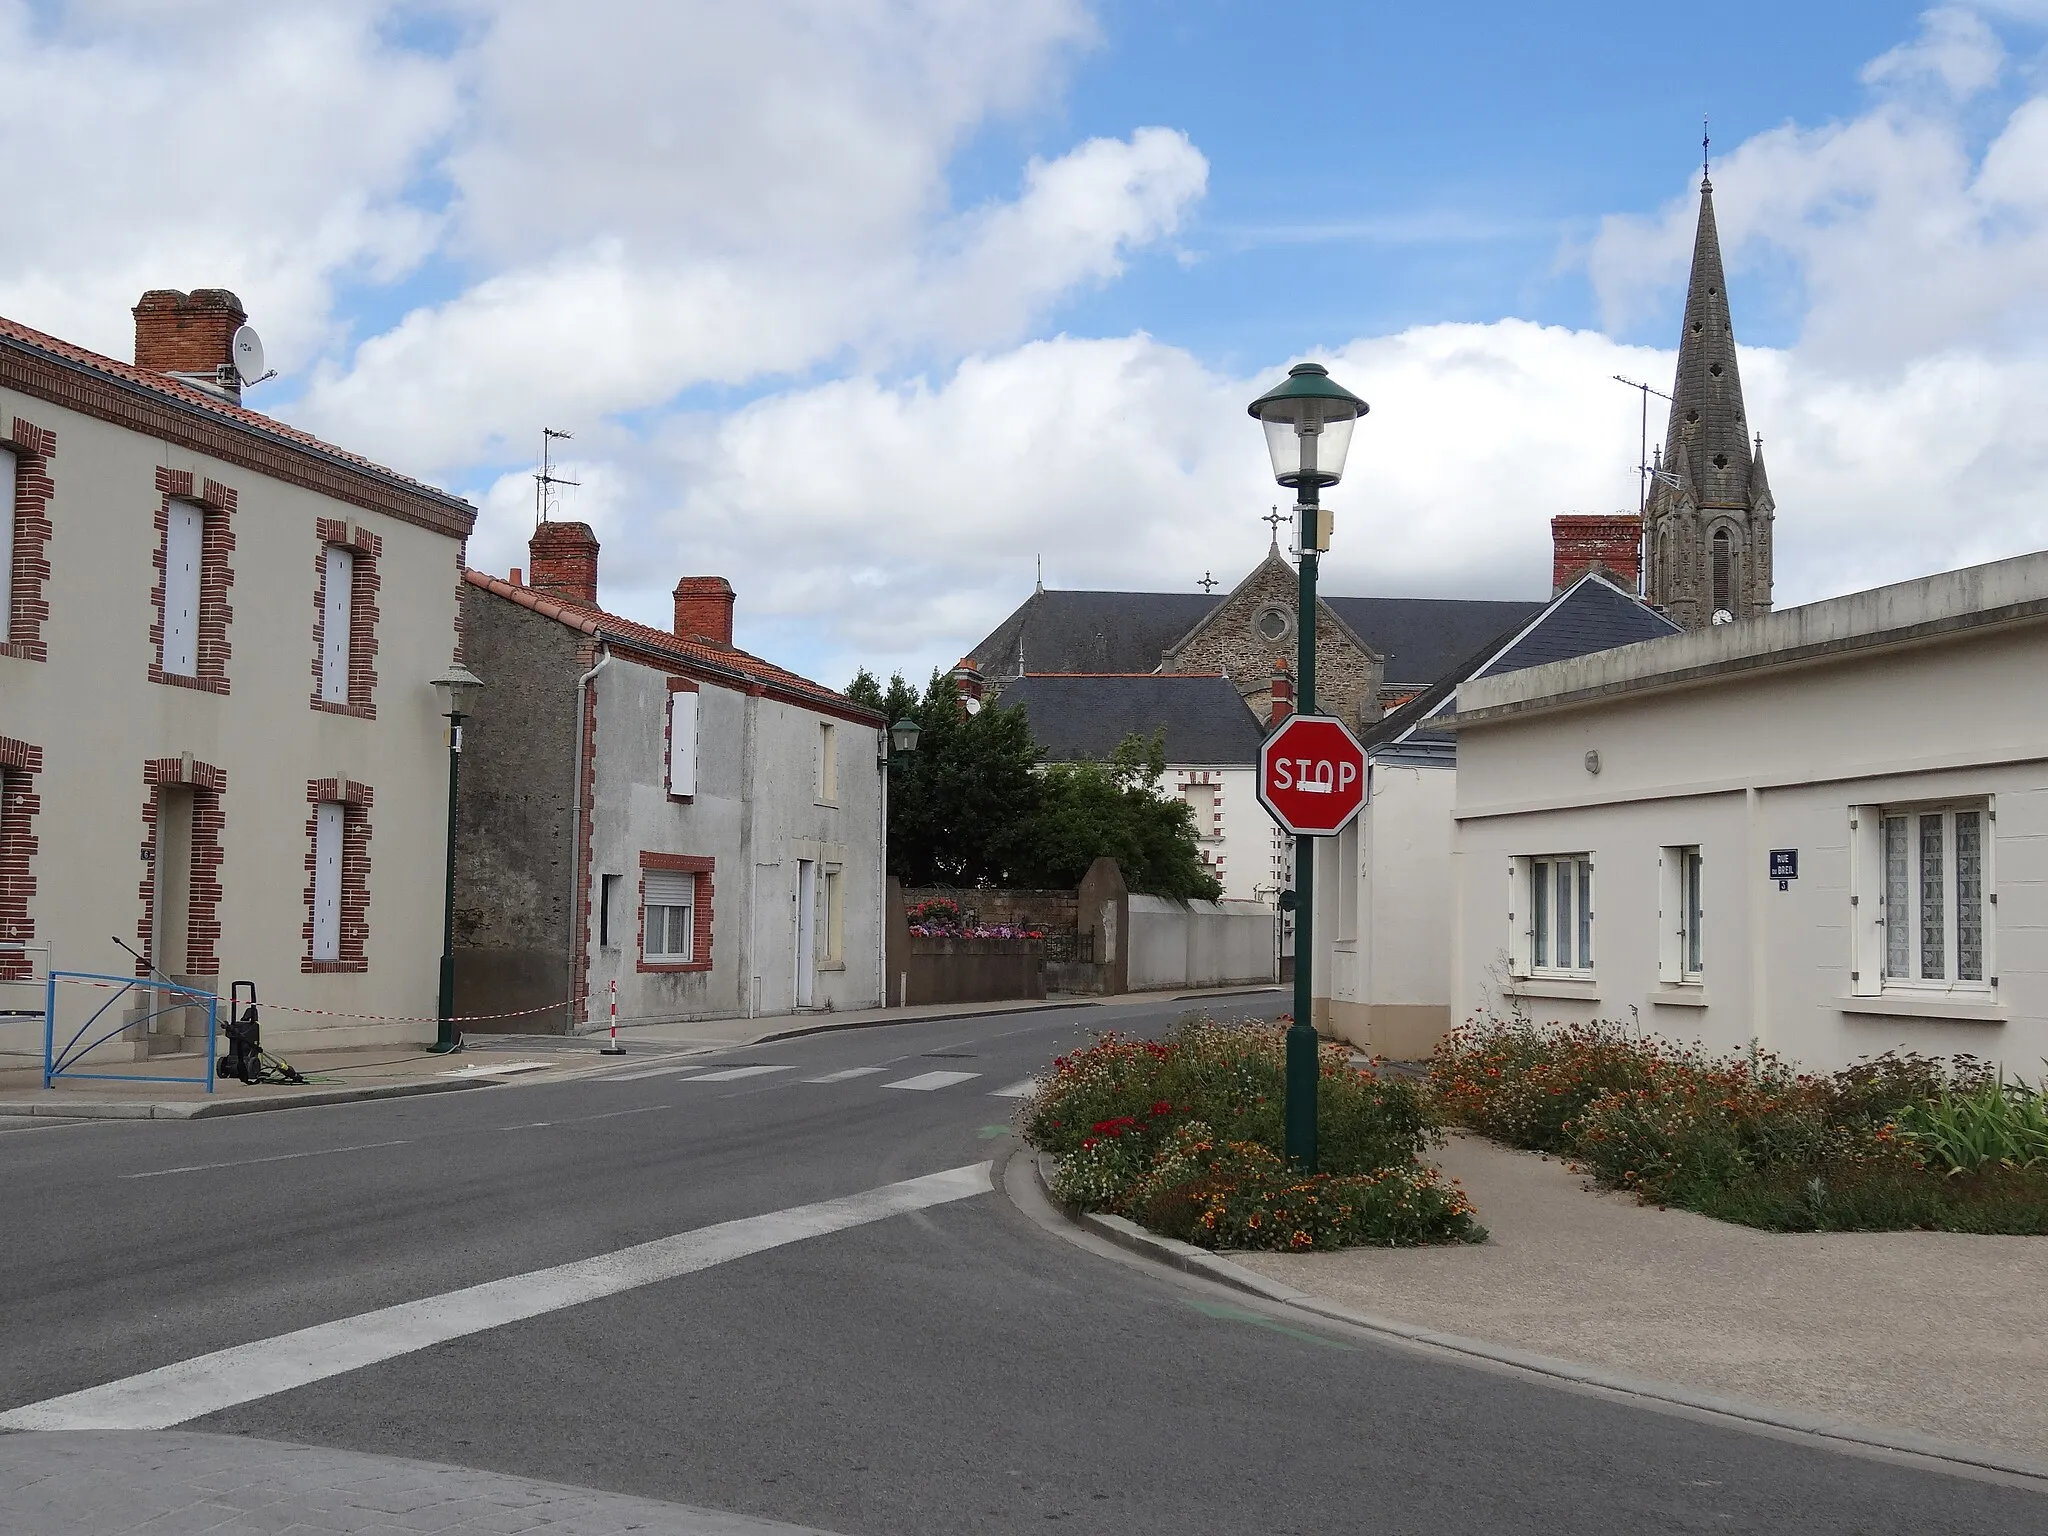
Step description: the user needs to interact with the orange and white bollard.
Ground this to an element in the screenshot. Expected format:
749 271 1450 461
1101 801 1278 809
600 978 626 1054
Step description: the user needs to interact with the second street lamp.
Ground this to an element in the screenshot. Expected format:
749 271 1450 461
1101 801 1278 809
431 662 485 1055
1247 361 1369 1170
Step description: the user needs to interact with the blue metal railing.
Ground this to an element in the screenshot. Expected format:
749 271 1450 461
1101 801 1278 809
43 970 217 1092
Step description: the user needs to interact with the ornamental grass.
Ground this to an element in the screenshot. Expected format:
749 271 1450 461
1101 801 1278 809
1429 1017 2048 1233
1022 1018 1484 1251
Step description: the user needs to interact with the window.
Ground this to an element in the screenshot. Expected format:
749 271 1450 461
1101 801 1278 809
666 690 697 798
1517 854 1593 977
1881 804 1989 988
643 869 696 962
1659 846 1704 983
1711 527 1733 616
311 801 343 961
319 544 353 703
163 499 203 677
599 873 623 948
0 446 15 626
817 721 838 803
820 867 844 964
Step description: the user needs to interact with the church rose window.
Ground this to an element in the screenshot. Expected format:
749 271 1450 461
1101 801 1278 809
1255 606 1290 641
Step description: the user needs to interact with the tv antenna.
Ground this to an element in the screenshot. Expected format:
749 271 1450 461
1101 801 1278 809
1613 375 1672 513
534 428 579 525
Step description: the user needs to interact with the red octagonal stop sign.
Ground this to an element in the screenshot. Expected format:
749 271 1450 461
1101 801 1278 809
1258 714 1366 836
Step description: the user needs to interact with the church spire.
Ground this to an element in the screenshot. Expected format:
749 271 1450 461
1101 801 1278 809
1663 173 1752 509
1643 165 1775 630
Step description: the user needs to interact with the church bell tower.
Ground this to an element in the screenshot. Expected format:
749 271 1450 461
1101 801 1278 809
1643 169 1775 629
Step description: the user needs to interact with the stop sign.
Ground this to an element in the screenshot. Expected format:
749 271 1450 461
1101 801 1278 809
1258 714 1366 836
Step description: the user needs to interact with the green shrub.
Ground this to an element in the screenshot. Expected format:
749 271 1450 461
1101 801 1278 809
1024 1018 1477 1250
1893 1077 2048 1173
1427 1018 1662 1152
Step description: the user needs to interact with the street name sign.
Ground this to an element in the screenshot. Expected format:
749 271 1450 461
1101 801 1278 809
1257 714 1367 836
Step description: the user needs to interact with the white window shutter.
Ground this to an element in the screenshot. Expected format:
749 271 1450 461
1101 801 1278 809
668 692 698 797
321 545 353 703
1656 851 1680 984
1508 858 1531 978
312 802 343 960
1847 807 1882 995
0 446 16 623
163 500 203 676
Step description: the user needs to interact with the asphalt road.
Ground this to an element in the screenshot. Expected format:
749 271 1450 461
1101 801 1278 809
3 994 2044 1535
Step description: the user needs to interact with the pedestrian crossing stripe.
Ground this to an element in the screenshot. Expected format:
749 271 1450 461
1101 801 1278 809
882 1070 981 1092
803 1067 888 1083
989 1079 1037 1099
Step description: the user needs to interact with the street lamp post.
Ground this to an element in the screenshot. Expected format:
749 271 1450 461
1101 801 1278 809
431 663 486 1054
878 718 920 1008
1247 362 1369 1170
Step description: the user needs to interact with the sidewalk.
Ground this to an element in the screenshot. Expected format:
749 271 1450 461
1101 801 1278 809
0 985 1281 1119
1230 1132 2048 1464
0 1429 837 1534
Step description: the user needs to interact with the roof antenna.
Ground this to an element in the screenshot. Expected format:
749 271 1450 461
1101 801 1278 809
1613 375 1672 514
535 428 579 526
1035 554 1043 595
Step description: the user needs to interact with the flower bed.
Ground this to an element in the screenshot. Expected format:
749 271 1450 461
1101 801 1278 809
1021 1018 1484 1250
1429 1017 2048 1233
905 895 1044 940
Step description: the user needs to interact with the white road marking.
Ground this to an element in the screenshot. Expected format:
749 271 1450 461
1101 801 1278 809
989 1079 1038 1099
598 1062 716 1082
681 1065 794 1083
499 1106 670 1131
124 1141 412 1180
2 1162 991 1432
802 1067 888 1083
882 1070 982 1092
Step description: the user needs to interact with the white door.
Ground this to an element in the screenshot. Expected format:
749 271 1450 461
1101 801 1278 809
794 859 816 1008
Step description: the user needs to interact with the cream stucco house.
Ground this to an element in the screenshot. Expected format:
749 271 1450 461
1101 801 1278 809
1442 552 2048 1074
0 289 474 1060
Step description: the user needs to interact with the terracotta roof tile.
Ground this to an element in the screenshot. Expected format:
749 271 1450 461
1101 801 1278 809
463 570 880 722
0 311 471 516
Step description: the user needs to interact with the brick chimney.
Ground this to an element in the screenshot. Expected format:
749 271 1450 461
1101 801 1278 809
1551 513 1642 596
133 289 246 401
529 521 600 606
1268 656 1293 727
673 577 735 646
951 657 985 709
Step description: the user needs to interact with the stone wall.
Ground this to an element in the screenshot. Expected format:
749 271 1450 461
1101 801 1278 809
901 886 1078 933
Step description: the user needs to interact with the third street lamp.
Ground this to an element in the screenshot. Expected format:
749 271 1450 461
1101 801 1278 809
1247 361 1368 1170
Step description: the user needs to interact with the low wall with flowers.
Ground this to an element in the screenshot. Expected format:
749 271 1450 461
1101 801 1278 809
884 882 1046 1007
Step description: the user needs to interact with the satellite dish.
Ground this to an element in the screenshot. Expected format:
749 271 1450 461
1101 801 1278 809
962 696 983 715
231 325 266 385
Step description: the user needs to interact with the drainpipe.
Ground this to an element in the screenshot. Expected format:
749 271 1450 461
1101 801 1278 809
568 641 611 1030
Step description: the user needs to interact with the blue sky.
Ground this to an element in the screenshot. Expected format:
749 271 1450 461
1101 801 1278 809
6 2 2048 688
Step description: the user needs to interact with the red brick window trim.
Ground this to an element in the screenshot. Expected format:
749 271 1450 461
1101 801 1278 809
1 420 54 663
135 758 227 979
665 677 699 802
148 469 235 695
309 519 383 718
637 852 713 973
302 777 374 974
0 735 43 981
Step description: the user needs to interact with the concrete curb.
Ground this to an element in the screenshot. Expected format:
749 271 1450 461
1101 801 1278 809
0 1075 498 1121
1023 1152 2048 1486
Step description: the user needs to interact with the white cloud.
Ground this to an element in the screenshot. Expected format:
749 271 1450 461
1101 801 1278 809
1862 5 2005 97
0 1 453 364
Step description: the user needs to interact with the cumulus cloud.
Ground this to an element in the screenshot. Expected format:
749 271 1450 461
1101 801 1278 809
1862 5 2006 97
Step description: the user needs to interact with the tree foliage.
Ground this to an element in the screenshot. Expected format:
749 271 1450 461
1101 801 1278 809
848 668 1221 900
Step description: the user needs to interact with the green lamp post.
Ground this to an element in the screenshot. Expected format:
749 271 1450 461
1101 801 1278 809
431 662 485 1054
1247 361 1369 1169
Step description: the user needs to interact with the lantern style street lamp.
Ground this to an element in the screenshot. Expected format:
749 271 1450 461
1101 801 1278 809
889 718 922 759
1248 362 1368 1169
431 663 485 1054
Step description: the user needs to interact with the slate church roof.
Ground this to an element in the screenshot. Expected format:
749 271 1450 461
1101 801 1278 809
1366 573 1682 763
969 586 1544 691
996 673 1267 766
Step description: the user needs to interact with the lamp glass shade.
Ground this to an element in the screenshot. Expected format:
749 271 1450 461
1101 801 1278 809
890 718 922 755
1248 363 1368 488
432 663 486 719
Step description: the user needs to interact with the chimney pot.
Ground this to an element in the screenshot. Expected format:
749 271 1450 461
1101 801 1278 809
529 522 600 606
672 576 735 647
951 657 985 705
509 567 523 587
1551 513 1643 596
133 288 247 401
